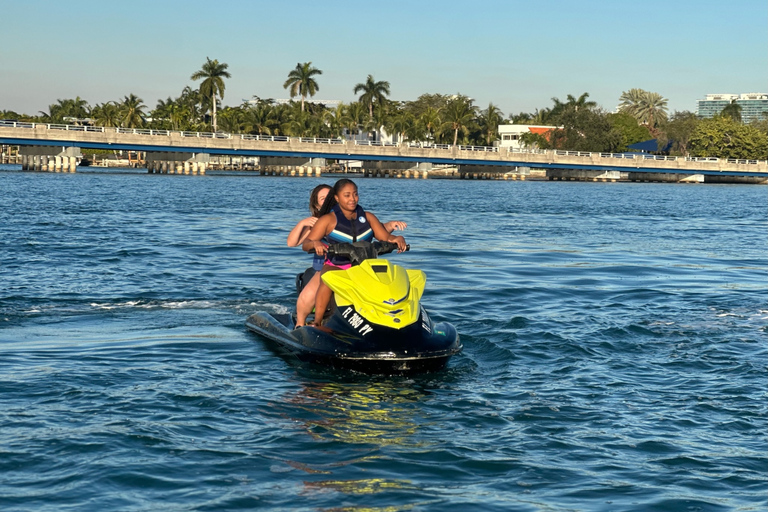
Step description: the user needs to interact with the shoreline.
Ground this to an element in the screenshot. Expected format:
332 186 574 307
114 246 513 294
2 164 766 185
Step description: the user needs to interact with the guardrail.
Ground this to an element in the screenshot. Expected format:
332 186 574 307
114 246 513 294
1 120 766 166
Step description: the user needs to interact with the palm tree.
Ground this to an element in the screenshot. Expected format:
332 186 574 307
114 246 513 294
639 92 669 131
244 103 278 136
354 75 391 121
618 88 645 115
323 103 347 139
567 93 596 111
343 102 367 139
478 103 504 146
720 101 742 123
549 92 596 121
368 102 392 141
286 108 323 137
439 97 477 146
92 102 120 128
529 108 552 125
190 57 231 132
618 89 669 132
43 97 91 124
119 94 146 128
387 110 415 143
283 62 322 112
418 107 440 142
217 106 245 133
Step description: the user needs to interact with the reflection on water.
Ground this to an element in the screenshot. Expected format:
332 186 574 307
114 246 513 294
273 378 433 506
287 379 430 446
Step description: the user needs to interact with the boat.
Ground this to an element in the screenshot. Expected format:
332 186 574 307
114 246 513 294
246 241 462 374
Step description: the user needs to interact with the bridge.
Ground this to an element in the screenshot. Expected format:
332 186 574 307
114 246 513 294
1 120 766 184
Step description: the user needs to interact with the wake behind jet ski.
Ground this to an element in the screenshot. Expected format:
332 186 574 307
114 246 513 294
246 241 462 374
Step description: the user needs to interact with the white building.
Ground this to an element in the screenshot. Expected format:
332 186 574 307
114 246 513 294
497 124 559 149
696 93 768 122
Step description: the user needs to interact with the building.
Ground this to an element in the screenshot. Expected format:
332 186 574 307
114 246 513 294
696 93 768 122
497 124 559 150
243 98 341 108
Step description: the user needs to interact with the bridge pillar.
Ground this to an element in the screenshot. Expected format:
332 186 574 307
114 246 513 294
19 146 82 172
145 152 210 176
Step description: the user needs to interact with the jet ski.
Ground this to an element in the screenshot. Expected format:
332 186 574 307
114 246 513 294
246 241 462 374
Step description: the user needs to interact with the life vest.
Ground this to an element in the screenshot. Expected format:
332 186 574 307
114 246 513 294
325 204 373 266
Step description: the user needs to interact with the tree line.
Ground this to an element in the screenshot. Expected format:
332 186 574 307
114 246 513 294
2 58 766 160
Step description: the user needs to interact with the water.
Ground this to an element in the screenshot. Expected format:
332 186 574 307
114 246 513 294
1 166 766 511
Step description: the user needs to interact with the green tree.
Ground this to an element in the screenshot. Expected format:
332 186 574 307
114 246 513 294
283 62 322 112
286 108 323 137
478 103 504 146
661 111 699 155
190 57 231 132
0 109 22 120
689 115 767 160
92 102 120 128
439 96 477 145
618 88 668 134
353 75 391 120
544 108 622 152
320 103 344 139
549 93 596 121
244 102 278 136
386 109 415 143
343 102 367 139
42 97 90 123
119 94 146 128
403 93 450 118
607 112 652 151
217 106 245 133
178 86 203 122
418 106 441 142
720 101 742 123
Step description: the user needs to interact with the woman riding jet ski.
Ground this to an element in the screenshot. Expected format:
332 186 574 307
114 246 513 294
246 179 461 373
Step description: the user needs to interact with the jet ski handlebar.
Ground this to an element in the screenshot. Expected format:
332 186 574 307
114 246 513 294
310 241 410 266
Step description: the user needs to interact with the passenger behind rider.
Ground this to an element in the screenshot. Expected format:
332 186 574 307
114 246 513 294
288 183 406 327
302 178 407 327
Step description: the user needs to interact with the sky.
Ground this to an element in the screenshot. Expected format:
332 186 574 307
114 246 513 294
1 0 766 117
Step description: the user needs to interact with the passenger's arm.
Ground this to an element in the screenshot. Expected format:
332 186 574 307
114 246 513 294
383 220 407 233
286 216 318 247
367 213 407 252
301 214 334 256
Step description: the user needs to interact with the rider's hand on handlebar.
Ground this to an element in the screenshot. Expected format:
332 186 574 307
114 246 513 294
390 235 407 253
311 240 327 256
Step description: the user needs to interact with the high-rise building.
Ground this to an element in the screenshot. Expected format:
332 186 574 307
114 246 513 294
696 93 768 122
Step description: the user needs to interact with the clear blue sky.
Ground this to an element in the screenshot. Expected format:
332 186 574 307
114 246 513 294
1 0 766 117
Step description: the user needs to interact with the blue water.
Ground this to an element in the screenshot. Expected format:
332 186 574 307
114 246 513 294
1 166 766 511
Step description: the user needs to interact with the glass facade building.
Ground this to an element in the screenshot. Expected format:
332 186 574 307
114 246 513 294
696 93 768 122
